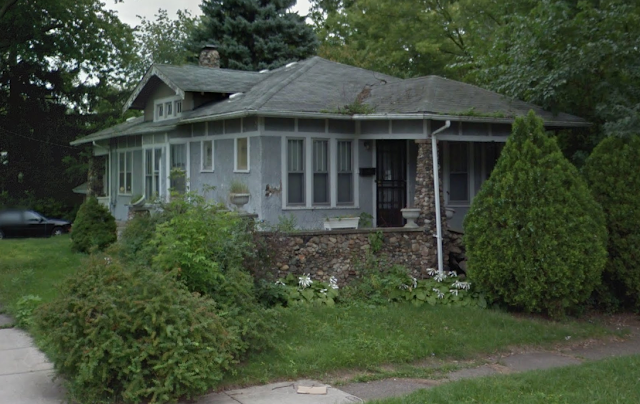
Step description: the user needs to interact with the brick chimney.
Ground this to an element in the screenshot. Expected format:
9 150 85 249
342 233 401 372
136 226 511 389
199 44 220 68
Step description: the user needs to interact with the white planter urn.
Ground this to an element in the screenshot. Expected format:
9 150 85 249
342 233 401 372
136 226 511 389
230 193 250 212
401 208 421 228
324 217 360 230
445 207 456 219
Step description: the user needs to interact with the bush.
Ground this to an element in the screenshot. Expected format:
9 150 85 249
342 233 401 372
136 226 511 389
35 255 240 404
116 212 161 266
150 192 278 354
71 196 116 253
583 135 640 310
464 111 607 318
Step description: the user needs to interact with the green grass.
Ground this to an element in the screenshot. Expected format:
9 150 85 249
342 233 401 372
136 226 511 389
371 354 640 404
225 304 611 387
0 235 82 312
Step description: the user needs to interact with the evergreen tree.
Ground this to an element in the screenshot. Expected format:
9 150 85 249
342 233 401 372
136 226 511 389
583 135 640 310
464 111 607 318
189 0 318 71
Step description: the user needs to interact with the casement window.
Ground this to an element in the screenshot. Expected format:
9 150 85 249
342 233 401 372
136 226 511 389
118 151 133 195
287 139 305 205
201 140 214 172
165 101 173 117
448 142 469 203
156 104 164 119
235 137 249 172
155 97 183 121
313 140 329 204
175 100 182 114
337 140 354 204
170 144 187 194
144 148 162 199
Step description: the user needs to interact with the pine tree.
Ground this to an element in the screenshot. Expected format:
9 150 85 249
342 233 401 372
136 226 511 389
583 135 640 310
463 111 607 317
189 0 318 71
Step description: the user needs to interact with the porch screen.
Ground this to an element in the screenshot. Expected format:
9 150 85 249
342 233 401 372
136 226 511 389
170 144 187 194
287 139 304 205
313 140 329 204
337 140 353 204
449 142 469 202
145 148 162 199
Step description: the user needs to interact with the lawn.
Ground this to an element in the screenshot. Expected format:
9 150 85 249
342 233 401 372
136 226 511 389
225 304 611 387
0 235 82 312
0 236 616 388
371 354 640 404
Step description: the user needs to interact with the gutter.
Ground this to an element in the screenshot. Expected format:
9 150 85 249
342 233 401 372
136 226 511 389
430 120 451 276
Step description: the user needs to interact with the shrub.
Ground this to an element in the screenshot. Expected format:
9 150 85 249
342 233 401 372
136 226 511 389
35 255 240 404
150 192 278 354
71 196 116 253
115 212 161 266
464 111 607 318
583 135 640 310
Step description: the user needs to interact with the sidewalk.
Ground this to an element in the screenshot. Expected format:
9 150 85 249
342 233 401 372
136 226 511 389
0 311 638 404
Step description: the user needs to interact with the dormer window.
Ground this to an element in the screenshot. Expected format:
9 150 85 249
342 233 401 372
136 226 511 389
155 96 183 122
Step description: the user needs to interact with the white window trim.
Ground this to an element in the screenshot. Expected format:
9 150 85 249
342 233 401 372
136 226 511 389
234 136 250 173
143 147 163 199
154 95 183 122
117 151 133 196
282 133 360 210
312 138 330 206
201 139 214 172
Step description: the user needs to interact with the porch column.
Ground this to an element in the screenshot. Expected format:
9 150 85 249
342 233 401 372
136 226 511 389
413 139 447 271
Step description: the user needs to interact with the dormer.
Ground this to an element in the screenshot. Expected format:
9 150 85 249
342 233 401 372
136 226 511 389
123 46 265 123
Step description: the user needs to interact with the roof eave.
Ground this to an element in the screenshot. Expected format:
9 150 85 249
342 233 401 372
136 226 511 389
122 65 185 113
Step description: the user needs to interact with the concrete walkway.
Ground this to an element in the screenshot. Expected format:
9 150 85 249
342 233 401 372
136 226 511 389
1 311 638 403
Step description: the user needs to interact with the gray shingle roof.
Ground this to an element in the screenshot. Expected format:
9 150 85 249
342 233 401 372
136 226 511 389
73 57 588 145
366 76 585 124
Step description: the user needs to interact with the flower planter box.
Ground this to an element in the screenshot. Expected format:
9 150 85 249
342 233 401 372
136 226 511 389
324 217 360 230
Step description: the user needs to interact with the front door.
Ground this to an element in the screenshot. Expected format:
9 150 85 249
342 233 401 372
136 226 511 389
376 140 406 227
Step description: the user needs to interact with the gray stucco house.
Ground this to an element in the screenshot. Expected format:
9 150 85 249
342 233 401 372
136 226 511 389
71 52 587 233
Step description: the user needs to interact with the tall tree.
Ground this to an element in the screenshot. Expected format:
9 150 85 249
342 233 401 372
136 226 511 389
469 0 640 157
189 0 318 71
131 9 197 81
0 0 136 206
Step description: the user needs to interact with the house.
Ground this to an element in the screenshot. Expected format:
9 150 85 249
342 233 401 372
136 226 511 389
71 48 588 237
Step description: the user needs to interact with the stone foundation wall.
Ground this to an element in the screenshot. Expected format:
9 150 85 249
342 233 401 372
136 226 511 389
253 227 437 285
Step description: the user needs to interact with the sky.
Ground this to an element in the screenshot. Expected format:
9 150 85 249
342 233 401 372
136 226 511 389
105 0 312 27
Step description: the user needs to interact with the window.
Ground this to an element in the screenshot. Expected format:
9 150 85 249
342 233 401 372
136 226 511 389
449 142 469 202
170 144 187 194
118 151 133 194
165 102 172 117
337 140 353 204
175 100 182 114
156 104 164 119
287 139 305 205
201 140 213 171
313 140 329 204
145 148 162 199
235 137 249 171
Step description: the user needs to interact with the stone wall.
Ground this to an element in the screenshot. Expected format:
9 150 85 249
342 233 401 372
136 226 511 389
252 227 437 285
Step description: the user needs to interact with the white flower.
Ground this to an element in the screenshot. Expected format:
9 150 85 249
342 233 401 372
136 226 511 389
275 280 286 286
104 257 112 265
329 276 339 290
426 268 437 276
320 288 328 294
399 284 410 290
298 274 313 288
432 288 445 299
449 289 459 296
411 277 418 289
448 271 458 277
434 273 447 282
453 281 471 290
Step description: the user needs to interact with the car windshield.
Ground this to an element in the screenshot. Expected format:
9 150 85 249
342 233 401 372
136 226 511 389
24 211 43 221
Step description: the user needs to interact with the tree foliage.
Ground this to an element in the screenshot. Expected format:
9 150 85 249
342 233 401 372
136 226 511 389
130 9 197 81
583 135 640 310
464 112 607 317
0 0 137 207
71 196 117 253
189 0 318 71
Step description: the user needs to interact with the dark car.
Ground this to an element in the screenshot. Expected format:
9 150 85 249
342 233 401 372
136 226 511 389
0 210 72 239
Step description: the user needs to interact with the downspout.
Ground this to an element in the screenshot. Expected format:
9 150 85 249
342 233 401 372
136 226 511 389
430 120 451 275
